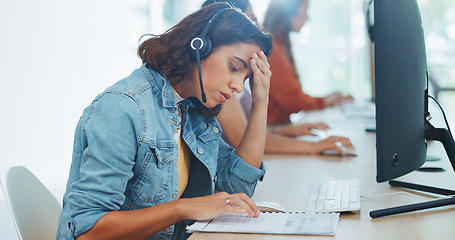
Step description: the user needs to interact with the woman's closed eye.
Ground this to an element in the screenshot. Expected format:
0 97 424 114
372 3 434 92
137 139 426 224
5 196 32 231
229 63 239 73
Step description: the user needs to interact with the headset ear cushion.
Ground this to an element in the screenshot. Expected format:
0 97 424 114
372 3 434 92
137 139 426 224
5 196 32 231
188 36 212 59
198 37 212 58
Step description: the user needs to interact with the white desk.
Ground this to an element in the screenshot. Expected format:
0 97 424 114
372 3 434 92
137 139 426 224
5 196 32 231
189 104 455 240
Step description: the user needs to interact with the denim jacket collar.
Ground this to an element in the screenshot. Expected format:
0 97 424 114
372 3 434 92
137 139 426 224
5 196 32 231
141 63 177 109
140 63 195 112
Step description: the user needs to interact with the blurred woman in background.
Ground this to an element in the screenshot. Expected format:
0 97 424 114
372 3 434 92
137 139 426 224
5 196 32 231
264 0 353 125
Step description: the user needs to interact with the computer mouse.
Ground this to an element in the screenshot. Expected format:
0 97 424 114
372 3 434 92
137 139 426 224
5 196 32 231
255 201 286 212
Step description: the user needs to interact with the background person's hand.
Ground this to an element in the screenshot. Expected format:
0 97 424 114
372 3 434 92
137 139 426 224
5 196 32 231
323 92 354 107
309 136 353 155
268 122 330 137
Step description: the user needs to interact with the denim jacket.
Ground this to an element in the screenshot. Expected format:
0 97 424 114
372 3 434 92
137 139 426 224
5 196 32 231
56 64 266 240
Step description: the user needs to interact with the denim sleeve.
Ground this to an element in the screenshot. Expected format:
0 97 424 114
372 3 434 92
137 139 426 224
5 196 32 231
215 139 266 197
68 92 140 237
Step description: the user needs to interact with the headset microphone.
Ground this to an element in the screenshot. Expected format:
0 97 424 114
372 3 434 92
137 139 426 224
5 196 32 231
188 7 232 103
191 38 207 103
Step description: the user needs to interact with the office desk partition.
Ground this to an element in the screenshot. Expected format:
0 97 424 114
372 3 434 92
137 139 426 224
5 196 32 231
188 105 455 240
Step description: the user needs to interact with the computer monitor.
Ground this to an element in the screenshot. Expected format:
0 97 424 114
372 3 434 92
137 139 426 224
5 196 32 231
370 0 455 218
374 0 428 183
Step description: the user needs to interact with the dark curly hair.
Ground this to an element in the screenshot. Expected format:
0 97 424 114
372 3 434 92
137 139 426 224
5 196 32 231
138 3 273 117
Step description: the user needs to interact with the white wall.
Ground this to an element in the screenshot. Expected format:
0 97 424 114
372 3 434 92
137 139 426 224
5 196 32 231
0 0 148 238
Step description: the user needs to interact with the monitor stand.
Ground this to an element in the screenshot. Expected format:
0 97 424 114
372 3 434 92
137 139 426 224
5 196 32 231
370 122 455 218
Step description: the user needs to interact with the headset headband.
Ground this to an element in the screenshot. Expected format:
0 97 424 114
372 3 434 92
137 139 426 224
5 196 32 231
200 8 232 37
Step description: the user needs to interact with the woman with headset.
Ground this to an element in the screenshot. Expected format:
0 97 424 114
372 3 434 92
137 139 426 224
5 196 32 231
56 3 272 240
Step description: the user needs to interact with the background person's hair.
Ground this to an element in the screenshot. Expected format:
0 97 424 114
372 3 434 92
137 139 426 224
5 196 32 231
263 0 307 77
201 0 250 12
138 3 273 117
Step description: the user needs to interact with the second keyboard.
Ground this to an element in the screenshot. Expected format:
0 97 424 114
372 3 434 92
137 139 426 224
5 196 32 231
305 179 360 213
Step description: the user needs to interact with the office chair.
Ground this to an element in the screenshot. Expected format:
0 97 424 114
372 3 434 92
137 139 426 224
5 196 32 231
0 166 62 240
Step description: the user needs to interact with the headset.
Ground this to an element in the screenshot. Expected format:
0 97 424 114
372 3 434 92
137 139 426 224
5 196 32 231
365 0 374 42
188 7 233 103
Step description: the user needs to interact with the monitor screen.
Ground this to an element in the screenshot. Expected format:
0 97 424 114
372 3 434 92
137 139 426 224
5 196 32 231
374 0 428 182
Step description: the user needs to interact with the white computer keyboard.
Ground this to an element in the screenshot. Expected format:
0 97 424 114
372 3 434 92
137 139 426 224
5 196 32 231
305 179 360 213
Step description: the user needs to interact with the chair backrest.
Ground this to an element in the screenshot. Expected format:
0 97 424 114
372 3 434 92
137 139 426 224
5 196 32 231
0 166 62 240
